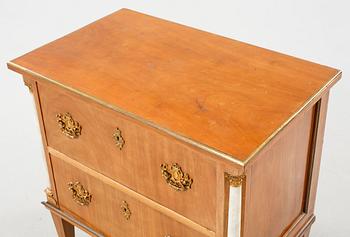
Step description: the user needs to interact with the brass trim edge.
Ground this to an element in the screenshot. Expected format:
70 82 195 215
48 146 216 237
7 61 244 167
7 62 341 167
244 70 342 166
42 201 105 237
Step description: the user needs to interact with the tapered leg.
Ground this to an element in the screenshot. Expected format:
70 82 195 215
51 213 75 237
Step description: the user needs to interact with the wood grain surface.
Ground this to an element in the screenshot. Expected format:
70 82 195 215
51 214 75 237
243 104 315 237
7 8 341 162
7 8 341 237
39 82 218 230
51 154 207 237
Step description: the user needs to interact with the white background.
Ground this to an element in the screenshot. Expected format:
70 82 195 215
0 1 349 236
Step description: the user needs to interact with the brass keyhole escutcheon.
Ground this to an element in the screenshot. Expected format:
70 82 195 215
113 128 125 150
120 201 131 220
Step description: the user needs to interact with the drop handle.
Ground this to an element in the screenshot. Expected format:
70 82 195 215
160 163 193 191
68 181 92 206
56 112 82 139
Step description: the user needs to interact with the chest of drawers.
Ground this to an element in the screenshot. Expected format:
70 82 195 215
8 8 341 237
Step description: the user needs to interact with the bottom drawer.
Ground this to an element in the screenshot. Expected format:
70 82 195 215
51 154 206 237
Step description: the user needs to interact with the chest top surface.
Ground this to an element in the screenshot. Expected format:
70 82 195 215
8 8 341 165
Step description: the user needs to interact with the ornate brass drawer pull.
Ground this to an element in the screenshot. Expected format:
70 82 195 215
57 112 82 139
120 201 131 220
68 181 92 206
113 128 125 150
160 163 193 191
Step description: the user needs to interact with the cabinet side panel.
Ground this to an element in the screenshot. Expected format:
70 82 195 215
243 107 314 237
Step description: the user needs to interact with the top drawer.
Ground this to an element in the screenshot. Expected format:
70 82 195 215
38 83 217 230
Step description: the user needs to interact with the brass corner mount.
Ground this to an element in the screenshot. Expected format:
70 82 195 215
225 173 246 187
23 79 33 93
44 187 57 205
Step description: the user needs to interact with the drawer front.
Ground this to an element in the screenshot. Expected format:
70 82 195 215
51 155 207 237
39 83 217 230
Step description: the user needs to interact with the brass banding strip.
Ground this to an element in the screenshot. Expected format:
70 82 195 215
42 201 105 237
243 70 341 165
7 62 342 167
48 146 216 237
8 61 244 166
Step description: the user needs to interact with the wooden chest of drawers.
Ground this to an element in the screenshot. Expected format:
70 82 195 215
7 8 341 237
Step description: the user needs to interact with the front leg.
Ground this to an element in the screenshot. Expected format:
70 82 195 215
51 214 75 237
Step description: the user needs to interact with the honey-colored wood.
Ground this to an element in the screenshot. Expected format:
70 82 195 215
51 214 75 237
305 94 329 214
7 8 341 237
216 165 228 237
51 154 207 237
48 147 215 237
7 8 341 163
21 77 75 237
44 202 105 237
241 92 330 237
302 229 311 237
282 94 329 237
39 81 218 230
243 106 315 237
24 78 60 205
294 215 315 237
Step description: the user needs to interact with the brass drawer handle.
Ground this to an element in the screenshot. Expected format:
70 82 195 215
57 112 82 139
113 128 125 150
120 201 131 220
160 163 193 191
68 181 92 206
